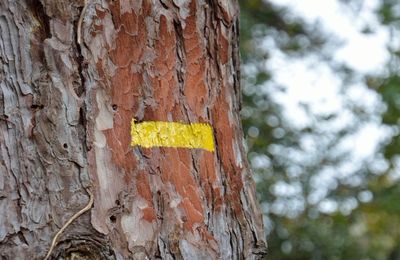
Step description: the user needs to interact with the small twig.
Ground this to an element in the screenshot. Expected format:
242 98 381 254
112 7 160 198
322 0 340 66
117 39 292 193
77 0 88 45
44 3 92 259
44 188 94 260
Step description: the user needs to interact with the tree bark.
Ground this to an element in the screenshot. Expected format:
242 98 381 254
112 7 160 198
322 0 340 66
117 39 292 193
0 0 266 259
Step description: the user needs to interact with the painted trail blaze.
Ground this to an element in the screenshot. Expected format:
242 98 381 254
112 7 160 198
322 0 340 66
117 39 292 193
131 119 215 152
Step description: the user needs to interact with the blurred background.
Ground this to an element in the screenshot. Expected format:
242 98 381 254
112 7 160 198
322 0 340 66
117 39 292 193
239 0 400 259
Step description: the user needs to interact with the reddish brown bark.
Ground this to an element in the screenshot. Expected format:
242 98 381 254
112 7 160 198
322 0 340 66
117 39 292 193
0 0 266 259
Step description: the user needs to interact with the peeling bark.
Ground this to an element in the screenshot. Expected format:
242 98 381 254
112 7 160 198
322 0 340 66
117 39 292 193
0 0 267 259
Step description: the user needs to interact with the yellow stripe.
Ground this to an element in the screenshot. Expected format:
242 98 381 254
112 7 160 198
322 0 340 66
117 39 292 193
131 119 215 152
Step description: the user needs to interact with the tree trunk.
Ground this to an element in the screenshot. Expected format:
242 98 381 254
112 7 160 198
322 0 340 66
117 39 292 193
0 0 266 259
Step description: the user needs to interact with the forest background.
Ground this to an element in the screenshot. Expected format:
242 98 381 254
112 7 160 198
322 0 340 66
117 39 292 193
240 0 400 259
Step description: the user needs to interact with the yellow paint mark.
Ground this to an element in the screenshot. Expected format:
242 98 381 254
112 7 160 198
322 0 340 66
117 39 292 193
131 119 215 152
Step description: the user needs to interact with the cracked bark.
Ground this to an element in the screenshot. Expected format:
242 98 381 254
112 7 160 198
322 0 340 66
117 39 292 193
0 0 267 259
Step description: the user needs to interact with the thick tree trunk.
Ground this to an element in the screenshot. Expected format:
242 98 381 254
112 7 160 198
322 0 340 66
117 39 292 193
0 0 266 259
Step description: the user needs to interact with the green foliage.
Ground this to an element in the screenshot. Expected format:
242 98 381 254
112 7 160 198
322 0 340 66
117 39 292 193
376 76 400 162
240 0 400 258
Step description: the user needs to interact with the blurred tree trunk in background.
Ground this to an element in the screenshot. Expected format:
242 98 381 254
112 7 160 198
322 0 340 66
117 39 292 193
0 0 266 259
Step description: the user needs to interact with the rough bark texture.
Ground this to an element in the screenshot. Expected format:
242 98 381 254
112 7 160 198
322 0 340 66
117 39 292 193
0 0 267 259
